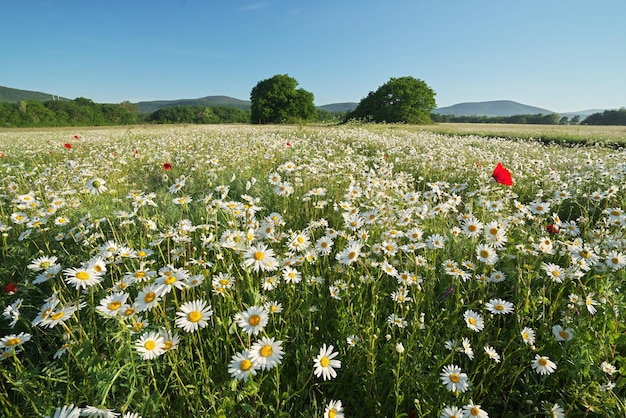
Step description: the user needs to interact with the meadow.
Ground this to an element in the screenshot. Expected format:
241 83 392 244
0 124 624 418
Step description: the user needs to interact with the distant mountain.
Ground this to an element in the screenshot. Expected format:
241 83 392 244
135 95 252 113
0 85 67 102
433 100 554 117
318 102 358 113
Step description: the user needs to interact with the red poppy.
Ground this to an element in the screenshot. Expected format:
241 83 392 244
492 162 513 186
4 282 17 294
286 141 291 147
73 135 79 139
546 223 559 234
163 162 172 170
64 143 72 149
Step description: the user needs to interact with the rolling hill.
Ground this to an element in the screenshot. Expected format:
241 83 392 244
433 100 554 117
135 95 252 113
0 85 67 102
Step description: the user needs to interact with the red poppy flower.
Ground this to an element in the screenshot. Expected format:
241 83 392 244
546 223 559 234
163 162 172 170
4 282 17 294
492 162 513 186
73 135 79 139
286 141 291 147
64 143 72 149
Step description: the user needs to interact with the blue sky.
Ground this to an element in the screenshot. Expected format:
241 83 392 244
2 0 625 112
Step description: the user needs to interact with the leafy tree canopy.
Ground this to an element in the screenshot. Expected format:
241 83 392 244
250 74 316 124
346 76 436 124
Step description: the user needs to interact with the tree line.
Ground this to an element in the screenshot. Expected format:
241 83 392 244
2 76 624 127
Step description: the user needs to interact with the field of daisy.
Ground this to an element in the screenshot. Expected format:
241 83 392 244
0 124 624 418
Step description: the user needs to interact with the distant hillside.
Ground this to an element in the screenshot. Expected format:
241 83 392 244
433 100 554 117
318 102 358 113
136 95 252 113
0 85 67 102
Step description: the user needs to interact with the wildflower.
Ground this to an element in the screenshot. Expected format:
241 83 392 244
282 266 302 284
249 337 284 370
585 293 599 315
3 298 23 328
426 233 446 249
39 304 79 329
0 332 31 349
228 350 259 381
27 255 59 272
63 266 103 290
64 143 72 149
544 403 565 418
4 282 17 295
97 292 129 317
81 405 120 418
134 283 165 312
346 335 359 347
440 364 469 393
135 331 166 360
532 354 557 375
475 243 498 265
440 405 464 418
175 299 213 333
386 313 407 328
163 162 172 170
463 401 489 418
521 327 535 346
243 243 279 272
86 178 107 194
492 162 513 186
552 324 574 342
463 310 484 332
45 404 81 418
605 250 626 270
313 343 341 381
324 400 344 418
158 329 180 352
541 262 565 283
336 241 362 265
600 361 617 375
484 345 501 363
461 337 474 360
485 298 514 315
235 306 269 336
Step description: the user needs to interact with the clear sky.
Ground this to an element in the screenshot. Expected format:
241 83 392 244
2 0 625 112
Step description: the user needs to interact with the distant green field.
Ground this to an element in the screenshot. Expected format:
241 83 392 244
412 122 626 147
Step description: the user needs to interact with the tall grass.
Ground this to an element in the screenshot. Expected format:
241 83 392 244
0 125 624 417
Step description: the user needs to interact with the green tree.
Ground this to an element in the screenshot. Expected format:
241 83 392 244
250 74 316 124
346 76 436 124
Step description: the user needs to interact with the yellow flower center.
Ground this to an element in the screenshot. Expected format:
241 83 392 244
495 304 504 311
76 271 90 280
144 292 156 303
449 373 460 383
249 315 261 326
468 225 477 232
254 251 265 261
124 307 135 316
163 341 173 350
328 409 337 418
348 251 356 260
165 276 177 285
480 250 490 258
297 236 305 244
538 358 548 367
470 407 480 416
144 340 156 350
240 359 253 371
5 337 20 346
188 311 202 322
260 345 273 357
134 271 146 279
468 317 476 325
51 311 65 321
489 227 498 235
320 356 330 367
559 330 568 339
108 301 122 311
137 251 147 257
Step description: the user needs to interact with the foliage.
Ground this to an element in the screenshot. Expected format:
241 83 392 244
346 76 436 124
582 108 626 125
250 74 317 124
432 113 565 125
0 125 625 417
147 105 250 124
0 98 141 127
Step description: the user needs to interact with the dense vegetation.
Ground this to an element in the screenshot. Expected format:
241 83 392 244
581 108 626 125
250 74 317 124
1 125 624 417
431 113 576 125
346 76 436 124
